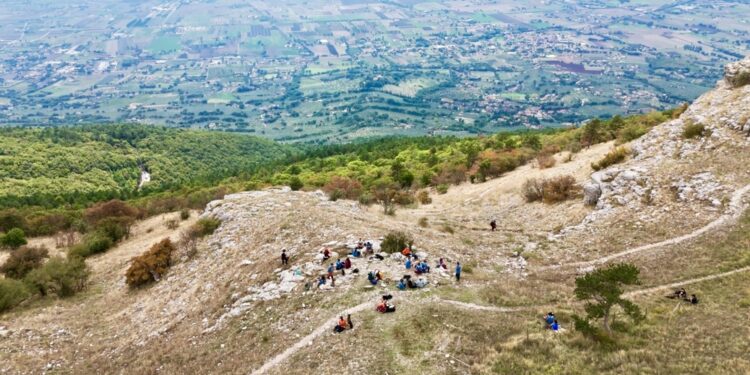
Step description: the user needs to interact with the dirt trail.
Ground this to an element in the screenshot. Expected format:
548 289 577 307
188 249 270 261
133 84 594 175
624 266 750 298
542 183 750 271
250 300 374 375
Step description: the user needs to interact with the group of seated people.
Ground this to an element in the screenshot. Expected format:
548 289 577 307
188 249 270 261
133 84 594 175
335 258 352 271
376 294 396 313
367 270 383 285
544 312 560 331
667 288 699 304
350 239 374 258
396 274 428 290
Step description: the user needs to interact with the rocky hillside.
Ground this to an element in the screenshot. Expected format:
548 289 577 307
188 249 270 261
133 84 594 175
1 58 749 374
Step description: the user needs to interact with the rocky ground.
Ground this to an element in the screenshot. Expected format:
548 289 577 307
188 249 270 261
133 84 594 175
1 57 750 374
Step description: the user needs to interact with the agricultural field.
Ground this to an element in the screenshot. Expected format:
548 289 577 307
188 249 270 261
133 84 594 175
0 0 749 143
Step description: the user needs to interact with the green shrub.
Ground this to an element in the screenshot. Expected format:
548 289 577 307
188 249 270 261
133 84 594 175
358 192 375 206
192 217 221 237
592 147 630 171
381 231 413 254
125 239 175 288
84 199 140 225
24 256 88 298
94 217 133 243
179 209 191 221
682 122 709 139
0 246 49 279
0 278 30 313
436 184 449 194
617 123 649 143
1 228 27 249
68 232 114 259
289 176 303 191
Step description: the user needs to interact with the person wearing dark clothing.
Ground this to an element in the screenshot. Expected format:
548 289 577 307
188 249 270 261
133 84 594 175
490 220 497 232
334 316 347 333
347 314 354 329
281 249 289 265
455 262 462 282
690 294 699 304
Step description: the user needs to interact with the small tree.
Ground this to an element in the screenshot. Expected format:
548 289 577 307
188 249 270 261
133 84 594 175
1 228 27 249
574 263 644 335
289 176 303 191
372 182 400 215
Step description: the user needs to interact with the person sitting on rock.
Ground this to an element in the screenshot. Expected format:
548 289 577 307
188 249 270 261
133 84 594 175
405 258 412 270
690 294 699 305
334 316 347 333
368 271 378 286
357 239 364 249
335 259 344 271
668 288 687 300
375 270 383 281
322 248 331 261
397 278 407 290
351 248 361 258
401 247 412 257
317 275 326 287
344 257 352 269
365 241 374 254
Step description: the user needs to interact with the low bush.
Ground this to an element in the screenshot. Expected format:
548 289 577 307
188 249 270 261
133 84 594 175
0 228 27 249
0 278 30 313
24 256 88 298
67 232 114 259
125 239 175 288
536 153 556 169
192 217 221 237
165 219 179 230
0 246 49 279
522 178 544 202
289 176 303 191
542 175 580 203
417 191 432 205
95 217 133 243
381 231 413 254
591 147 630 171
617 123 649 143
523 175 580 203
682 122 709 139
179 209 190 221
436 184 449 195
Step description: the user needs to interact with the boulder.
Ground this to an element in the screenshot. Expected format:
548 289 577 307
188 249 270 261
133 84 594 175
583 182 602 206
724 57 750 88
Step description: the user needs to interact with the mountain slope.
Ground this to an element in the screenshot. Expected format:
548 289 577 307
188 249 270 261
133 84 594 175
1 58 750 374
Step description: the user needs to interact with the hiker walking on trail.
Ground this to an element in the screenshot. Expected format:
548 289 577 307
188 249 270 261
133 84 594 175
281 249 289 265
455 262 462 282
490 219 497 232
